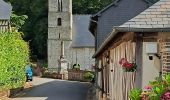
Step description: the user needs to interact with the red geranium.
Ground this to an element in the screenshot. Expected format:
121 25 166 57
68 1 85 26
124 63 133 69
119 58 137 72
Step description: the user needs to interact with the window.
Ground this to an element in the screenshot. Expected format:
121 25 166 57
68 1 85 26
58 18 62 26
58 0 63 12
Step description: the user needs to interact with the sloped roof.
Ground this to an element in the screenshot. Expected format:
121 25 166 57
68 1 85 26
119 0 170 29
72 15 95 48
0 0 12 20
92 0 170 58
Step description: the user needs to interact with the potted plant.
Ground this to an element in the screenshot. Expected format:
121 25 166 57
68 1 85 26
119 58 137 72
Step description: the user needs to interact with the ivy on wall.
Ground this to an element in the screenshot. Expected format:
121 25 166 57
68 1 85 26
0 31 29 90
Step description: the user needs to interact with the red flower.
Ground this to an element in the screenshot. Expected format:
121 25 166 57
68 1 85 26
119 58 137 71
125 63 133 69
122 62 132 69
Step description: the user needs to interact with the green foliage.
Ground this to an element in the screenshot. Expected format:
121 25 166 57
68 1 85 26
42 62 48 68
147 76 168 99
83 72 94 81
129 74 170 100
73 63 80 70
129 88 142 100
163 74 170 86
0 31 29 90
73 0 112 14
10 11 28 30
5 0 48 59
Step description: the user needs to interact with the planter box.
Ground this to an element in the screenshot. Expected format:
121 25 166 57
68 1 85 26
42 72 62 79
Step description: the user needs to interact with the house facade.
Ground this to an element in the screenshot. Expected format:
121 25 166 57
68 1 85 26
0 0 12 32
89 0 170 100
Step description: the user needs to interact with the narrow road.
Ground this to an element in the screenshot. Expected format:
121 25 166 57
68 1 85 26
12 77 90 100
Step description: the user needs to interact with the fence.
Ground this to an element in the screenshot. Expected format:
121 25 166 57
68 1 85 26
68 69 85 81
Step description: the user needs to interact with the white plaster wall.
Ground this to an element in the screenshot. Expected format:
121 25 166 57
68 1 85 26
67 48 95 70
142 42 160 88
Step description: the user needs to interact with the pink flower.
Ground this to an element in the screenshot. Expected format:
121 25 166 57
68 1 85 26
161 91 170 100
144 85 152 90
119 58 127 65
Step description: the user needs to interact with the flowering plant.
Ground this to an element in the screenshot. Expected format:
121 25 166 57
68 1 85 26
160 90 170 100
129 75 170 100
119 58 137 72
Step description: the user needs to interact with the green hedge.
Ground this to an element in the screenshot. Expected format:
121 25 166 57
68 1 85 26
0 31 29 91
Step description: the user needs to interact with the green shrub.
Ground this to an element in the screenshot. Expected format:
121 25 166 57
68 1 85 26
72 63 80 70
83 71 94 81
129 88 142 100
0 31 29 91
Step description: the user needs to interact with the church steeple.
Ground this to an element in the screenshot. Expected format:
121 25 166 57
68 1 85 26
48 0 72 69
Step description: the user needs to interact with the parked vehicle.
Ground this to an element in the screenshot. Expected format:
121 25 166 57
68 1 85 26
25 65 33 81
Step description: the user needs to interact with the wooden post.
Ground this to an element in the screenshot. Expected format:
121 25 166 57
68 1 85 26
135 33 143 88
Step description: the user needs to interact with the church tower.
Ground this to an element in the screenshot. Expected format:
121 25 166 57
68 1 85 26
48 0 72 70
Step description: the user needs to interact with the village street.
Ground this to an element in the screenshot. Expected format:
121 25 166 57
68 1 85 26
12 77 90 100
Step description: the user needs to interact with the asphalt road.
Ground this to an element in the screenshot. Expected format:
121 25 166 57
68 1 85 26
12 77 90 100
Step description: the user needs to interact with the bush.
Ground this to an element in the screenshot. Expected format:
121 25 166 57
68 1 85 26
129 74 170 100
83 71 94 81
129 88 142 100
72 64 80 70
0 31 29 91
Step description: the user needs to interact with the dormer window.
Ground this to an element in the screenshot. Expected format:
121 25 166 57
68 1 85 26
58 18 62 26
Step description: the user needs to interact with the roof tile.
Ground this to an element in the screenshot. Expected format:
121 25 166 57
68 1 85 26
119 0 170 29
72 15 94 48
0 0 12 20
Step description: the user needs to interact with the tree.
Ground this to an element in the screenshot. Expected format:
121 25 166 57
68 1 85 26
72 0 112 14
5 0 48 59
10 11 28 30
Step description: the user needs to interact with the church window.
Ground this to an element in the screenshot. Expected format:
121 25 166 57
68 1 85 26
58 18 62 26
58 0 63 12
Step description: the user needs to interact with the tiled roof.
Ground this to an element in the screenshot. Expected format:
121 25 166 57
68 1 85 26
0 0 12 20
119 0 170 28
72 15 95 48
